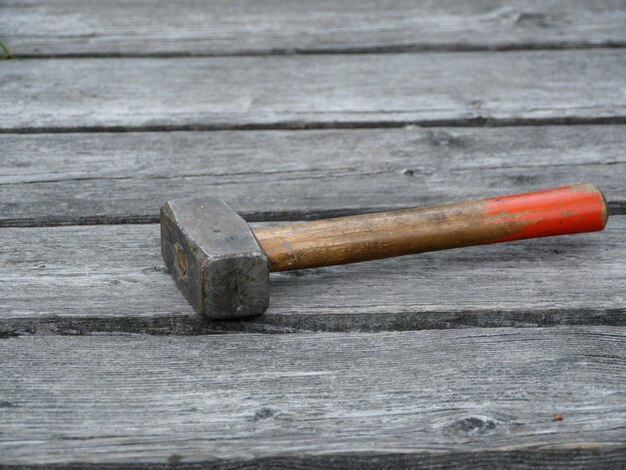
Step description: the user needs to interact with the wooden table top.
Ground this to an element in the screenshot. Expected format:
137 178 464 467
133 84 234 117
1 1 625 467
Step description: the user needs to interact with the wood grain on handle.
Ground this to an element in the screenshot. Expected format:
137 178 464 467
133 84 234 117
254 183 608 272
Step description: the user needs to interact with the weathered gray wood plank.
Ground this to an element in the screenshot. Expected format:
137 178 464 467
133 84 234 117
1 327 625 466
2 0 625 57
1 125 624 228
1 50 625 132
1 217 623 335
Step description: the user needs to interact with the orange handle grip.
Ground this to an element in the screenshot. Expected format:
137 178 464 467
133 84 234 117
254 183 608 271
481 183 608 243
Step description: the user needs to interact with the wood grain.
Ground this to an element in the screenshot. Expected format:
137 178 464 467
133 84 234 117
2 2 624 468
1 50 625 133
255 184 608 271
0 217 623 335
2 0 625 57
1 328 625 466
1 125 624 228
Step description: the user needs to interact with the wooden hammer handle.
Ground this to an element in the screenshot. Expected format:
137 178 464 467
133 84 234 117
253 183 608 272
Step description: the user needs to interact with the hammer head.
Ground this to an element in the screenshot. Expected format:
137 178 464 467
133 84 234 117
160 198 269 319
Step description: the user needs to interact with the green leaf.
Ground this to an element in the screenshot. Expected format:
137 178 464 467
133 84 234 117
0 40 13 59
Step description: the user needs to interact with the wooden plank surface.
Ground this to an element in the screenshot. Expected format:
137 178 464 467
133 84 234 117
1 328 624 466
2 0 625 57
2 50 625 132
2 2 625 468
1 217 623 335
1 125 624 227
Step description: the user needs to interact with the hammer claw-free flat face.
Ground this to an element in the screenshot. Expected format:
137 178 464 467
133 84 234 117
160 198 269 319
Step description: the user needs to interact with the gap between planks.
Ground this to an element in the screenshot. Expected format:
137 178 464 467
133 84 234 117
1 115 626 136
6 42 626 60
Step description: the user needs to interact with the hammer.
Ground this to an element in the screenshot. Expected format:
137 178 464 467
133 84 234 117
161 183 608 319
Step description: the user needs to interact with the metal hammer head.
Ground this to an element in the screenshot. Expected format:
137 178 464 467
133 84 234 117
160 198 269 319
